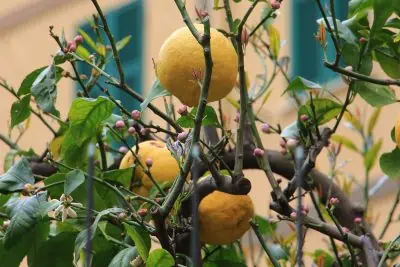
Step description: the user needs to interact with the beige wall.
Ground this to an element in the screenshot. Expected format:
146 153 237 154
0 0 398 266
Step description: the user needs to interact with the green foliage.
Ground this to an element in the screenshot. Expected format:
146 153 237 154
353 81 396 107
380 147 400 178
10 94 31 128
147 248 175 267
64 169 86 196
0 158 34 194
203 245 246 267
108 247 138 267
176 106 221 128
140 79 171 111
123 222 151 261
283 76 322 95
298 98 342 126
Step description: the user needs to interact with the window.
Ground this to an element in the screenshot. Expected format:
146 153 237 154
290 0 348 84
76 0 143 112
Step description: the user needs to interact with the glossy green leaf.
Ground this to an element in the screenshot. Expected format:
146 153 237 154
177 106 220 128
10 94 31 128
123 223 151 261
74 208 124 265
380 147 400 178
147 249 175 267
353 81 396 107
78 28 102 56
374 48 400 79
204 245 245 267
140 79 171 111
283 76 322 95
331 135 359 152
108 247 138 267
0 157 34 194
69 96 115 145
31 63 63 114
64 169 85 196
364 139 383 171
342 44 373 75
3 193 48 249
349 0 373 16
254 215 277 236
17 66 63 97
103 168 134 188
298 99 342 125
116 35 132 51
370 0 394 46
3 150 18 172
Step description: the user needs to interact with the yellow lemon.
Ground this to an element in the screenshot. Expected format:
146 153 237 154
156 24 238 107
395 116 400 148
199 190 254 245
119 140 179 196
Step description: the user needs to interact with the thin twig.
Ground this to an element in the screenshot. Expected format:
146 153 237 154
250 221 281 267
379 187 400 239
377 234 400 267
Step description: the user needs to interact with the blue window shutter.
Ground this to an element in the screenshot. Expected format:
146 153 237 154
76 0 143 113
291 0 348 84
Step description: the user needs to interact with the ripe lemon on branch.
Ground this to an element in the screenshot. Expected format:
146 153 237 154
197 177 254 245
119 140 179 196
156 24 238 107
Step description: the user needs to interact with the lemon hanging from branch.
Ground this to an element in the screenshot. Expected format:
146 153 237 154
156 24 238 107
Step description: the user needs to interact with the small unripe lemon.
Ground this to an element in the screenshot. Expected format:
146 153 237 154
119 141 179 196
156 24 238 106
199 190 254 245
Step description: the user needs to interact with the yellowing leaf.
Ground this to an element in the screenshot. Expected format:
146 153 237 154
367 108 381 135
225 96 240 109
50 136 64 160
344 111 363 132
268 25 280 59
331 134 359 152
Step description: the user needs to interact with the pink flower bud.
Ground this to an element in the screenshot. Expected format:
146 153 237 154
131 110 141 120
286 138 298 149
290 212 297 219
128 127 136 135
253 148 265 158
145 158 153 168
115 120 125 129
261 123 271 134
342 227 349 233
300 114 309 122
137 208 148 217
68 43 76 53
302 205 309 214
301 210 307 216
74 35 84 45
140 128 150 136
177 105 188 116
359 37 367 44
119 146 129 154
94 159 100 166
271 1 281 9
177 132 188 142
329 197 340 206
354 217 362 224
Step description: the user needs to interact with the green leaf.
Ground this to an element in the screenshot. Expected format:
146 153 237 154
103 168 134 188
76 45 91 61
3 150 19 172
367 108 381 135
74 208 124 265
17 66 57 96
268 25 280 60
116 35 132 51
177 106 221 128
342 44 373 75
374 48 400 79
353 81 396 107
27 231 77 267
0 157 34 193
331 135 359 152
370 0 394 46
312 249 335 267
349 0 373 16
31 63 63 114
10 94 31 128
4 193 47 249
176 115 195 128
108 247 138 267
140 79 171 111
232 19 241 34
261 6 274 29
380 147 400 178
254 215 277 236
283 76 322 95
147 248 175 267
64 169 85 196
60 130 90 168
298 99 342 125
78 28 102 55
123 223 151 261
69 96 115 145
364 139 383 171
203 245 245 267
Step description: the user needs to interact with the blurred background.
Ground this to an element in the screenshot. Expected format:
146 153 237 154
0 0 398 266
